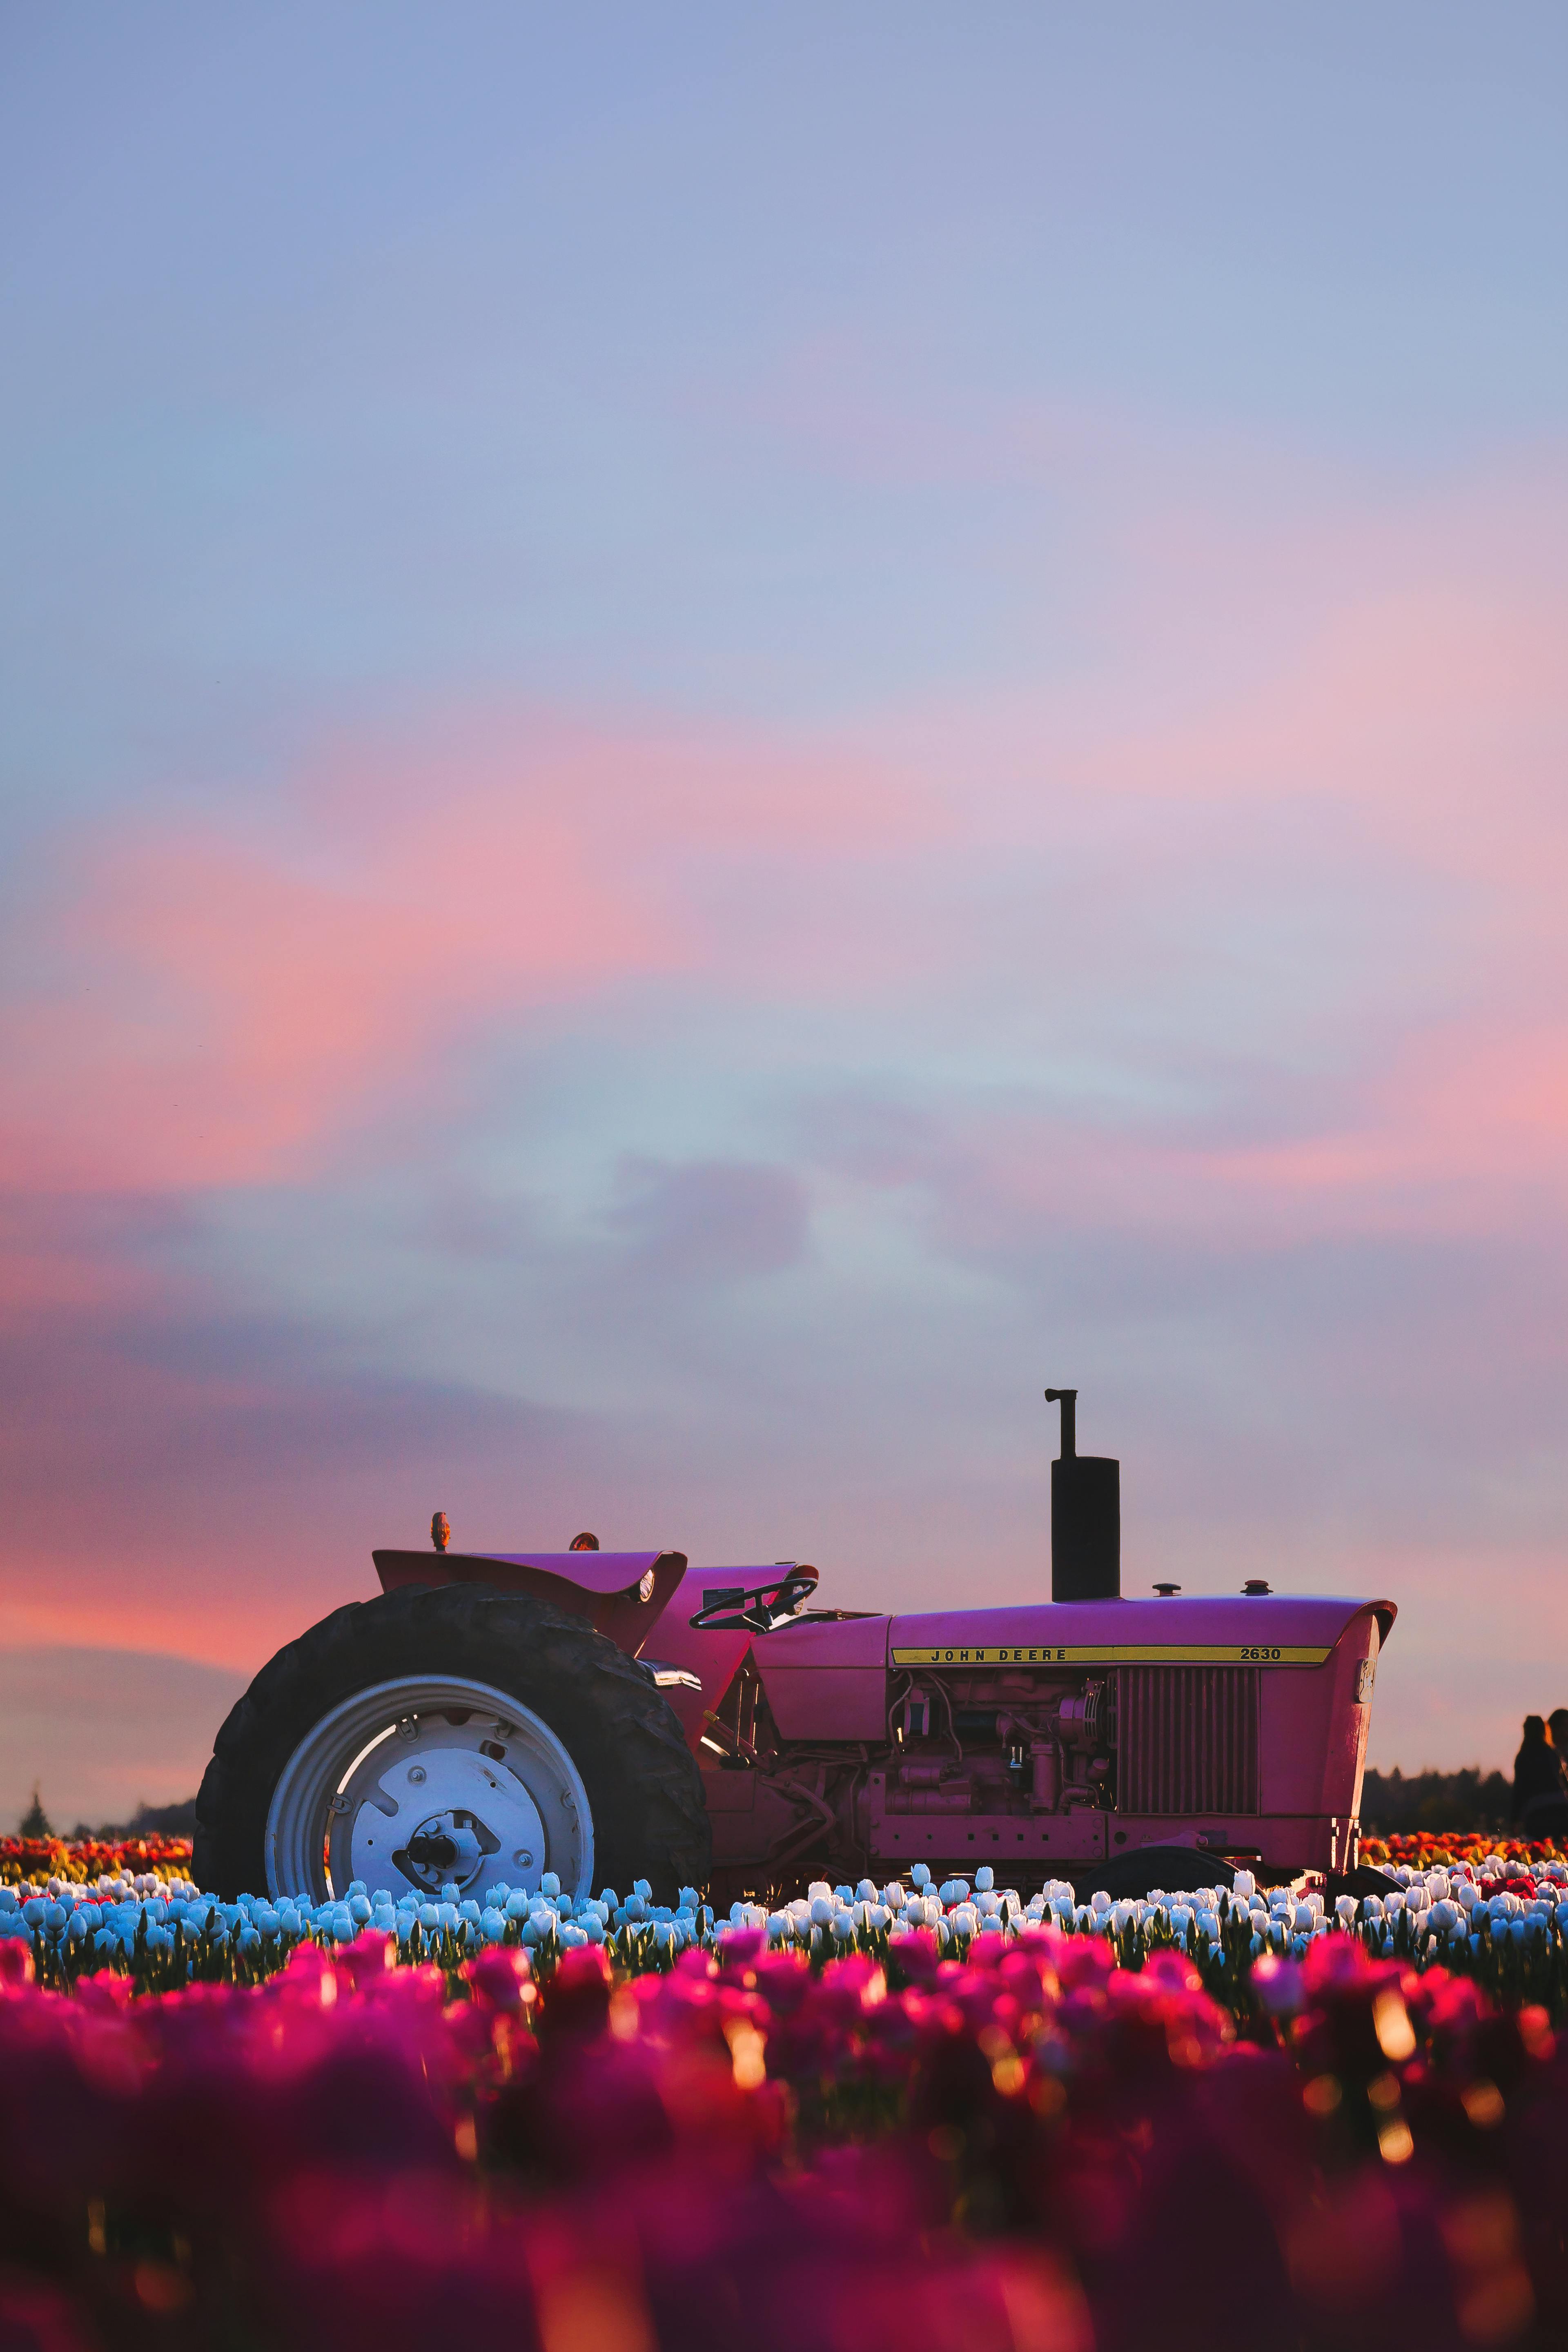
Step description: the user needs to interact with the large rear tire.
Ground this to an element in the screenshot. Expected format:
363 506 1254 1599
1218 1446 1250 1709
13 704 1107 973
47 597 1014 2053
193 1582 710 1905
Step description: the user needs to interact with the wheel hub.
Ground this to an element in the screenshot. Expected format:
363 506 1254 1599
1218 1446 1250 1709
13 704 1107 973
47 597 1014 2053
349 1743 546 1898
401 1816 484 1886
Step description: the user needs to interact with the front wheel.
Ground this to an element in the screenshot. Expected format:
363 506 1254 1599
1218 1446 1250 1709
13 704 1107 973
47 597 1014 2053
193 1582 711 1905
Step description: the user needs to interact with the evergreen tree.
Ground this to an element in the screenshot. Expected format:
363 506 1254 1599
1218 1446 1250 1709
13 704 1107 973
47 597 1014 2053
18 1785 51 1839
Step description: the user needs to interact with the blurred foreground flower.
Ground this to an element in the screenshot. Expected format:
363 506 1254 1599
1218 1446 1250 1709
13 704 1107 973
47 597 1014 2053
0 1904 1564 2348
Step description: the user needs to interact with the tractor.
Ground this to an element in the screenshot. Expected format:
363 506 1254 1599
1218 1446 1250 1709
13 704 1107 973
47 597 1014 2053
194 1391 1394 1904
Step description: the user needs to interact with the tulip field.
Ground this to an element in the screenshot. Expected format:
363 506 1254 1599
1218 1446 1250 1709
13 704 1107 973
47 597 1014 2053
5 1835 1568 2023
1 1841 1566 2348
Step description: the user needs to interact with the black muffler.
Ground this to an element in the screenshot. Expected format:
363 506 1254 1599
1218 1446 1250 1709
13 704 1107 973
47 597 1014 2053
1046 1387 1120 1601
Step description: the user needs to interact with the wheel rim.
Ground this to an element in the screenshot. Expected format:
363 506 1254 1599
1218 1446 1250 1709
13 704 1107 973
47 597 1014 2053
264 1674 595 1905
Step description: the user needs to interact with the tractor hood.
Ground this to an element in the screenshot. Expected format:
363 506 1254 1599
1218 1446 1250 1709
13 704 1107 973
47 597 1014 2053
888 1590 1396 1666
373 1546 688 1653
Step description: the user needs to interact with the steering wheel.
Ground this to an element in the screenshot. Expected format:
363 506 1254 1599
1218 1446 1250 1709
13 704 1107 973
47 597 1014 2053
688 1564 819 1635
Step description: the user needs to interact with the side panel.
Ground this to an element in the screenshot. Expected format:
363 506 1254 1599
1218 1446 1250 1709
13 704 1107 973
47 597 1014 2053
753 1614 891 1741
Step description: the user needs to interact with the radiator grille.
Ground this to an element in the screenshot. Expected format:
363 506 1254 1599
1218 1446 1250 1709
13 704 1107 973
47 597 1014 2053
1118 1666 1259 1815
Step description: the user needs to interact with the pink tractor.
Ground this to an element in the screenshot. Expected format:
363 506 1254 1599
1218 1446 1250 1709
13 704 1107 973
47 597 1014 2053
194 1392 1394 1905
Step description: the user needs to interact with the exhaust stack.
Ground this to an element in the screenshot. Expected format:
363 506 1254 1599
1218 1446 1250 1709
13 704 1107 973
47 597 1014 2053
1045 1387 1120 1602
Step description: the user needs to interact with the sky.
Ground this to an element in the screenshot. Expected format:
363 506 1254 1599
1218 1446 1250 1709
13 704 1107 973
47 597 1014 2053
3 5 1566 1827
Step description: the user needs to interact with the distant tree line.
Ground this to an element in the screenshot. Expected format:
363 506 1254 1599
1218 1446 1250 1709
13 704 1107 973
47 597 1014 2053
13 1793 198 1841
69 1797 199 1841
1359 1766 1512 1835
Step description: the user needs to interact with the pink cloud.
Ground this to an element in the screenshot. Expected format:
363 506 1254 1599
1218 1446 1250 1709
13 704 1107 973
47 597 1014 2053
907 1016 1568 1258
785 410 1566 847
2 794 667 1194
1 713 946 1200
1194 1023 1568 1222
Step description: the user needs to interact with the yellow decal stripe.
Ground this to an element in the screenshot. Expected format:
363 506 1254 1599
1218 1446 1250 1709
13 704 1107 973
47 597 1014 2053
889 1644 1331 1668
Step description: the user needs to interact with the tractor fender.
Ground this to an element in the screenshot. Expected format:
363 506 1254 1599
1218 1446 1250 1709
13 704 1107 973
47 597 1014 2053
373 1546 687 1658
